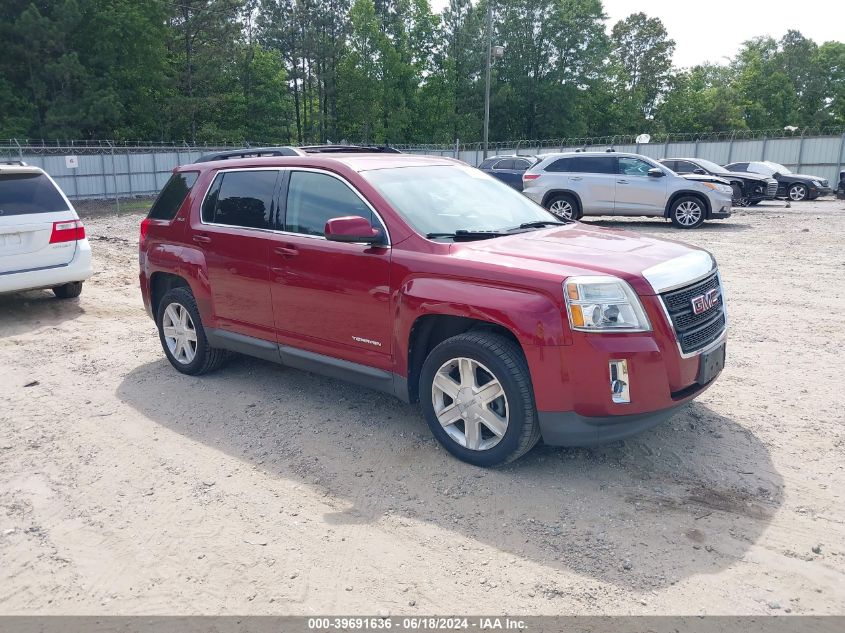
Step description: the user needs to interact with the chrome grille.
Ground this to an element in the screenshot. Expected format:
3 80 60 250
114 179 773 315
766 181 778 196
660 272 726 354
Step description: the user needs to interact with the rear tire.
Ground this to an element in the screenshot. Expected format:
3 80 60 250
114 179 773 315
52 282 83 299
156 287 227 375
669 196 706 229
545 194 580 221
419 331 541 467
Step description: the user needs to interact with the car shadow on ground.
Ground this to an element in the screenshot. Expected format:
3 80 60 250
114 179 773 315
0 290 85 337
580 218 753 232
118 354 783 592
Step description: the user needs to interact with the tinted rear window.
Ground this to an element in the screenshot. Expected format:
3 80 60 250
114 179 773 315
148 172 198 220
570 156 616 174
0 172 69 216
202 170 278 229
545 158 572 172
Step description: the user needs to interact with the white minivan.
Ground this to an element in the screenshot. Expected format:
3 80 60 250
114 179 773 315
0 162 92 298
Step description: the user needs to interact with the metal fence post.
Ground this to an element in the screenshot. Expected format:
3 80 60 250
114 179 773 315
107 141 120 213
761 136 768 162
13 138 23 162
454 138 459 159
727 132 735 163
125 146 133 199
796 133 806 173
693 140 699 158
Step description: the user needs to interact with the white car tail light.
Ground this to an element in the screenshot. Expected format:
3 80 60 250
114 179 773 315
523 173 540 183
49 220 85 243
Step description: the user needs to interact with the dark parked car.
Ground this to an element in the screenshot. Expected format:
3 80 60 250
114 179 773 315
837 169 845 200
661 158 777 206
478 155 540 190
723 161 832 201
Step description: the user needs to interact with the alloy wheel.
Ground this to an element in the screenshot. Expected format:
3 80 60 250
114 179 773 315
674 201 702 226
789 184 806 201
431 357 509 451
549 199 574 220
162 302 198 365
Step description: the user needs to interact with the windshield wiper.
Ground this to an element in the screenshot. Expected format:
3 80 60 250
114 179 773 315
510 220 568 230
426 229 506 241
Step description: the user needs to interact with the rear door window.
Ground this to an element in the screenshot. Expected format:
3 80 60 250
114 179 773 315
0 172 69 216
570 156 617 174
512 159 532 171
202 170 279 229
148 172 198 220
493 159 515 170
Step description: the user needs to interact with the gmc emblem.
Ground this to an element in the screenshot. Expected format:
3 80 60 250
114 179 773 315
691 288 720 315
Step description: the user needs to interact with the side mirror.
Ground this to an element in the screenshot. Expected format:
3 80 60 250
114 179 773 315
693 168 706 175
325 216 383 244
647 167 665 178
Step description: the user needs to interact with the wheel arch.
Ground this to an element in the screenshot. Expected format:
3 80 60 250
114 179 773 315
665 190 711 218
541 189 583 212
405 314 523 403
149 272 191 319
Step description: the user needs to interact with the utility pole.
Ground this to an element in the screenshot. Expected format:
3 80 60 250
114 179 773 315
483 0 493 160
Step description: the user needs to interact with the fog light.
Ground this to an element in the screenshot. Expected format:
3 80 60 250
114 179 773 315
609 360 630 404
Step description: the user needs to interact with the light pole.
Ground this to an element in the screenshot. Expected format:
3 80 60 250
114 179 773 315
482 1 492 160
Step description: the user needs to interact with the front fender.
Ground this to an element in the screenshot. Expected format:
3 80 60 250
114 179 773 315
393 276 568 377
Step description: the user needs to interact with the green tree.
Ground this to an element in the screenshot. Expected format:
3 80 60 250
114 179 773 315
610 12 675 128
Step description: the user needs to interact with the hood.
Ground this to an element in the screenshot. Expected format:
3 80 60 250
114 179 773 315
682 173 730 185
783 173 826 183
451 223 712 295
719 170 770 182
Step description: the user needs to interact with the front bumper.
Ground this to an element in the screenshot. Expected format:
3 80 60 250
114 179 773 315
705 190 732 218
538 405 684 446
810 186 833 198
0 239 92 294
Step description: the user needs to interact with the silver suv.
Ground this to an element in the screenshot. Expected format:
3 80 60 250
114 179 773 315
522 151 733 229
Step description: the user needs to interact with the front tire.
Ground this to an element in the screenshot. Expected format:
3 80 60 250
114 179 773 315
419 332 541 467
545 194 580 221
156 287 227 375
788 183 807 201
669 196 706 229
52 281 82 299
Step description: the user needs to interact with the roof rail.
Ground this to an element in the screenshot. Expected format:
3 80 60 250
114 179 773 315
0 160 27 166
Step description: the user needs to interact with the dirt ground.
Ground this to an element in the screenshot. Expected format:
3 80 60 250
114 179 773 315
1 198 844 615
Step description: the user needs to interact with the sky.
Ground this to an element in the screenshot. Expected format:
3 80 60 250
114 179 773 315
429 0 845 68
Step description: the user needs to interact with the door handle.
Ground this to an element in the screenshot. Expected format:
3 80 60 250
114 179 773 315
569 176 583 181
192 234 211 244
617 179 629 184
274 245 299 257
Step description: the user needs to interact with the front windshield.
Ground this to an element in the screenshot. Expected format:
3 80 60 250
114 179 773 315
362 164 558 237
765 161 791 174
696 159 724 173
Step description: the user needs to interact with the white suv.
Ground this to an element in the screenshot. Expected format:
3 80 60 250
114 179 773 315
522 151 733 229
0 162 92 298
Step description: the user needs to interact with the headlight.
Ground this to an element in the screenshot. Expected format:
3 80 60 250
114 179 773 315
700 182 732 194
811 180 821 187
564 276 651 332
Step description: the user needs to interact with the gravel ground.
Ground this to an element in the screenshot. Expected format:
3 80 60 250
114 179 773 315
0 198 843 615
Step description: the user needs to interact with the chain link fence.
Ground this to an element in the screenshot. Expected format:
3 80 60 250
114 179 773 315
3 127 844 214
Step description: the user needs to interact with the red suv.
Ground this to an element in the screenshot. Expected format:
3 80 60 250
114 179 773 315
139 154 726 466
